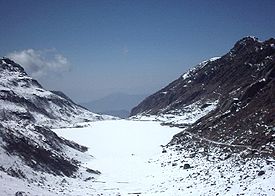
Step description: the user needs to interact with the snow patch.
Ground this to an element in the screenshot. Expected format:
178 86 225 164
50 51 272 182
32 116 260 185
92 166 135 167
181 57 220 80
132 100 219 126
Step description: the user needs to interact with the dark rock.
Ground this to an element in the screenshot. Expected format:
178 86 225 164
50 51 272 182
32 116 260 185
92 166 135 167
15 191 28 196
162 149 167 153
6 168 26 179
84 176 94 181
86 168 101 175
61 179 68 184
258 170 265 176
183 164 191 169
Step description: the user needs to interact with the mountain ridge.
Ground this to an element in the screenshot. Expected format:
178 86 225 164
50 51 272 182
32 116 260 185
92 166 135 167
131 36 275 157
0 58 108 191
0 57 115 128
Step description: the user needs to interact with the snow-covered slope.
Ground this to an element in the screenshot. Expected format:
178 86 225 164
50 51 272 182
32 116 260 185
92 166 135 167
131 100 218 127
0 57 115 128
2 120 272 195
0 57 116 195
0 118 101 195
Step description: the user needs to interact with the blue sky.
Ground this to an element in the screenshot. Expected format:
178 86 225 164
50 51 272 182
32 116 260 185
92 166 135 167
1 0 275 102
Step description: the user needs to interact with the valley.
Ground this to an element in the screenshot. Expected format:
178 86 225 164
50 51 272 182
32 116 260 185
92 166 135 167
0 36 274 195
52 120 275 196
4 119 272 195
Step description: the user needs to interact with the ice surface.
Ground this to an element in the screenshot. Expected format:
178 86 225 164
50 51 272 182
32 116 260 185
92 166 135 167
53 120 181 195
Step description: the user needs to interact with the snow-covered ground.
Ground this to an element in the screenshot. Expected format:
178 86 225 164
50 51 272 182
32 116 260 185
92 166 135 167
54 120 181 195
1 119 274 195
131 100 218 126
53 120 275 196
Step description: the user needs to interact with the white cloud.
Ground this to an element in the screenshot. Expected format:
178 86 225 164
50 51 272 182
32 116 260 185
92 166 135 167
7 49 70 77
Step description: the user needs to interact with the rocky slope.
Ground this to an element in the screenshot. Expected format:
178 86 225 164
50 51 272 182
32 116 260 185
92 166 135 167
0 58 114 128
0 58 111 194
131 36 275 157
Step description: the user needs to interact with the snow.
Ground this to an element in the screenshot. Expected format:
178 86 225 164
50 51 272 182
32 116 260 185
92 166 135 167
199 57 221 68
1 119 275 195
132 100 218 126
181 57 220 80
53 120 181 195
51 120 275 195
0 171 58 196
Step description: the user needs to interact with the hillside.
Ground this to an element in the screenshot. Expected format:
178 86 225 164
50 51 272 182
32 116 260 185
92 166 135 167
0 58 114 128
131 36 275 157
0 58 113 195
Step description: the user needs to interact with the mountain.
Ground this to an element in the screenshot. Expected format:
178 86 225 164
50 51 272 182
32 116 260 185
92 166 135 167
100 109 130 118
82 92 147 118
131 36 275 157
0 58 114 128
0 58 111 194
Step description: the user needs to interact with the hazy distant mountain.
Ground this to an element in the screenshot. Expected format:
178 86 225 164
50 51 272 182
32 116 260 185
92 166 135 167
101 109 130 118
81 92 147 118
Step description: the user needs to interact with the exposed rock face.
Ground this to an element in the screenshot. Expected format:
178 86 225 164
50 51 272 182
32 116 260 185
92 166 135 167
0 58 107 179
131 37 275 156
0 123 83 177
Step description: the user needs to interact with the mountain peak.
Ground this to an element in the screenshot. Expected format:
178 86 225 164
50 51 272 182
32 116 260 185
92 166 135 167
235 36 259 46
228 36 275 59
1 57 26 74
230 36 260 54
239 36 259 42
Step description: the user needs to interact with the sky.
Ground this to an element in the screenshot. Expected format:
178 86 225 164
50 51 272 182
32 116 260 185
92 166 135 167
1 0 275 102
